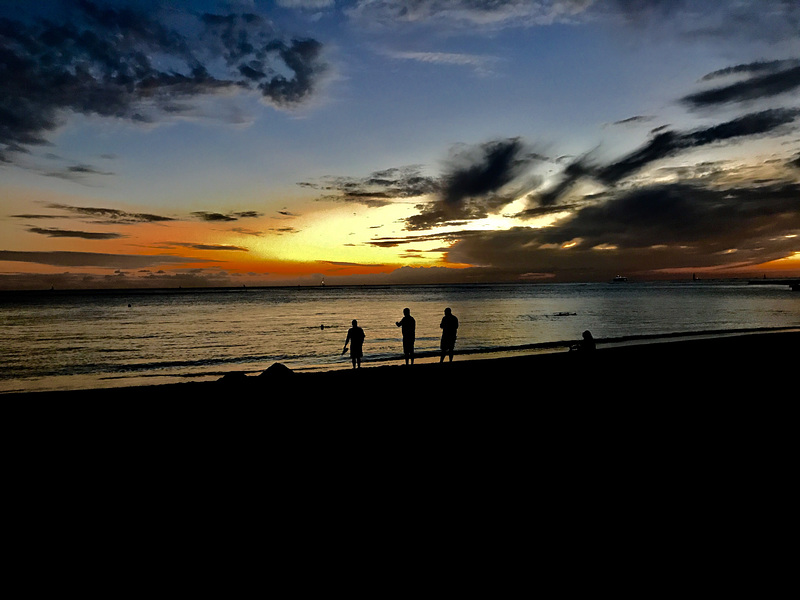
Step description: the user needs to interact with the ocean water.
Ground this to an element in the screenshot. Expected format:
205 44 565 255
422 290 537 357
1 281 798 393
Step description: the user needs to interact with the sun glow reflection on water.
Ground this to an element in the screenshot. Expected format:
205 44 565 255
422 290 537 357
1 281 798 393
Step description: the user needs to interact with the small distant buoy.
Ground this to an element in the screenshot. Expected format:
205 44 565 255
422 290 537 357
320 324 325 330
128 303 131 308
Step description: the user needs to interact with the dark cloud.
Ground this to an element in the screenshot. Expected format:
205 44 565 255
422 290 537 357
27 227 125 240
441 138 534 206
407 138 542 230
168 243 249 252
536 108 800 206
0 1 328 161
11 213 63 220
0 267 244 290
193 212 238 222
0 250 207 269
230 227 265 236
367 229 483 248
599 108 800 183
45 203 176 224
538 181 800 249
191 211 262 222
64 164 114 175
233 211 262 219
699 59 800 82
447 179 800 279
258 38 325 106
300 165 438 207
319 260 387 268
684 63 800 108
534 157 595 207
43 163 115 182
610 115 655 126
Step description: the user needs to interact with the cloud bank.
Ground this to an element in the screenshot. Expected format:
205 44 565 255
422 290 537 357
300 46 800 281
0 1 328 163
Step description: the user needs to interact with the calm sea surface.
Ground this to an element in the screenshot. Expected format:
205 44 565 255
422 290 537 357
1 281 798 393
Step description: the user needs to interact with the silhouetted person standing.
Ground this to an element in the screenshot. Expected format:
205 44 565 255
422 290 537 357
439 307 458 362
343 319 365 368
396 307 416 365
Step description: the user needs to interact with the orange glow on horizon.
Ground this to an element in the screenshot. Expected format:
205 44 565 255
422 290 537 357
753 252 800 275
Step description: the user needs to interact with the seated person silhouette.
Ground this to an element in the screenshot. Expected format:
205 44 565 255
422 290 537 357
570 330 596 352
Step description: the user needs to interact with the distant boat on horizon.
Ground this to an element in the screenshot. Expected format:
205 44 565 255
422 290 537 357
613 275 628 283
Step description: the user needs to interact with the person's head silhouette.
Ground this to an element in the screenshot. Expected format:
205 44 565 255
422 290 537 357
352 319 358 327
444 307 451 315
403 308 410 316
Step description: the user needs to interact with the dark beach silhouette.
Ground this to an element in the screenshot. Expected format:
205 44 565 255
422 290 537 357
439 307 459 362
396 308 416 365
343 319 365 368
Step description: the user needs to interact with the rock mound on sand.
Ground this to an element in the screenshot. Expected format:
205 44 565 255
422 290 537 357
217 363 294 385
218 371 248 384
258 363 294 378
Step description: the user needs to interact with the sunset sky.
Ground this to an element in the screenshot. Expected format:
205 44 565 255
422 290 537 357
1 0 799 289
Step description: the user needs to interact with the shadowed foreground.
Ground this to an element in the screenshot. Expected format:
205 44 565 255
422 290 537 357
4 331 795 580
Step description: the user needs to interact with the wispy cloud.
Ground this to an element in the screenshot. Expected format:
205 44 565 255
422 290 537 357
191 211 263 222
44 204 177 224
299 166 438 207
165 242 249 252
684 62 800 108
386 50 500 76
407 138 543 230
535 108 800 206
277 1 335 9
43 164 116 183
0 250 207 269
347 0 595 29
27 227 125 240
